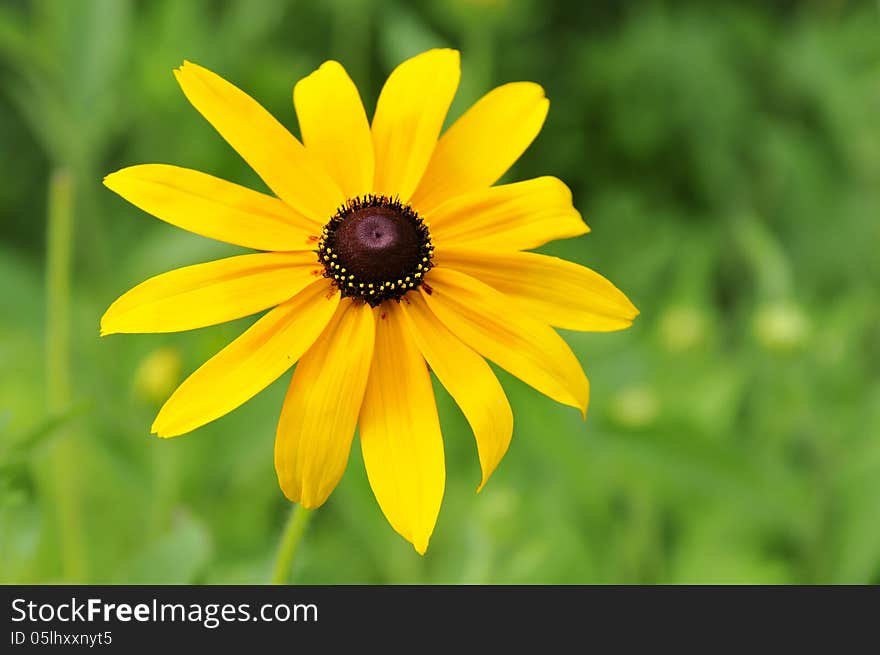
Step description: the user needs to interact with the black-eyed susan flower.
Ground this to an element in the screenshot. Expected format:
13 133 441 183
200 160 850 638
102 49 638 553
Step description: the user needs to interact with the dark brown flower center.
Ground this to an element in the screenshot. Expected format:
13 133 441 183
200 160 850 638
317 195 434 306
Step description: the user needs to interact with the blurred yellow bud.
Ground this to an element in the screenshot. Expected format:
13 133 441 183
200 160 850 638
134 347 182 404
609 384 660 429
752 301 810 352
659 304 708 352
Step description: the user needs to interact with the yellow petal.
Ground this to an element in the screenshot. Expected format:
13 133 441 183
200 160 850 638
275 299 375 508
152 280 339 437
412 82 549 214
422 268 589 414
401 293 512 492
104 165 319 251
101 251 322 335
359 303 445 554
293 61 374 199
174 61 343 222
371 49 460 202
426 176 588 251
436 248 639 332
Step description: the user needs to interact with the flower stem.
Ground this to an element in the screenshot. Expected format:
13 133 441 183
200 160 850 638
46 168 87 582
270 504 312 585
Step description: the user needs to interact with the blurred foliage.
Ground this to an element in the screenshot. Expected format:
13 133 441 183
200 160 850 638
1 0 879 584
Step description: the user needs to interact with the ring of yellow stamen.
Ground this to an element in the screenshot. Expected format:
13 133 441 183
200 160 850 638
317 195 434 306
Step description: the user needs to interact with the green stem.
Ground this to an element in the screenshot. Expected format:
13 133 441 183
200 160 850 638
270 504 312 584
46 168 87 581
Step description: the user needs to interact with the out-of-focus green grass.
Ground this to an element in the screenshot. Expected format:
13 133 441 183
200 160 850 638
1 0 879 584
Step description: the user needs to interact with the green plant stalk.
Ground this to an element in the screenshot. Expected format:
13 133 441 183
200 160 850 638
270 504 313 585
46 168 87 581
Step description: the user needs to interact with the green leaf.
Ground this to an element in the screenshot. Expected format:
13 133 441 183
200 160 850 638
113 511 212 584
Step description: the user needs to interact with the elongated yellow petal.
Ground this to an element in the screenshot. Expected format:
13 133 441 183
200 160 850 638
275 299 375 508
401 294 512 492
104 165 319 251
426 176 588 251
174 61 343 221
101 251 322 335
371 49 460 202
294 61 374 199
422 268 589 414
152 280 339 437
412 82 549 214
436 248 639 332
359 303 445 554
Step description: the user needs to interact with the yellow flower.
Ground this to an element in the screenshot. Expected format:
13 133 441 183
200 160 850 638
101 49 638 553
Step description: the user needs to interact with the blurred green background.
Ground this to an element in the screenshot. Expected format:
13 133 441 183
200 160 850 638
1 0 879 584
